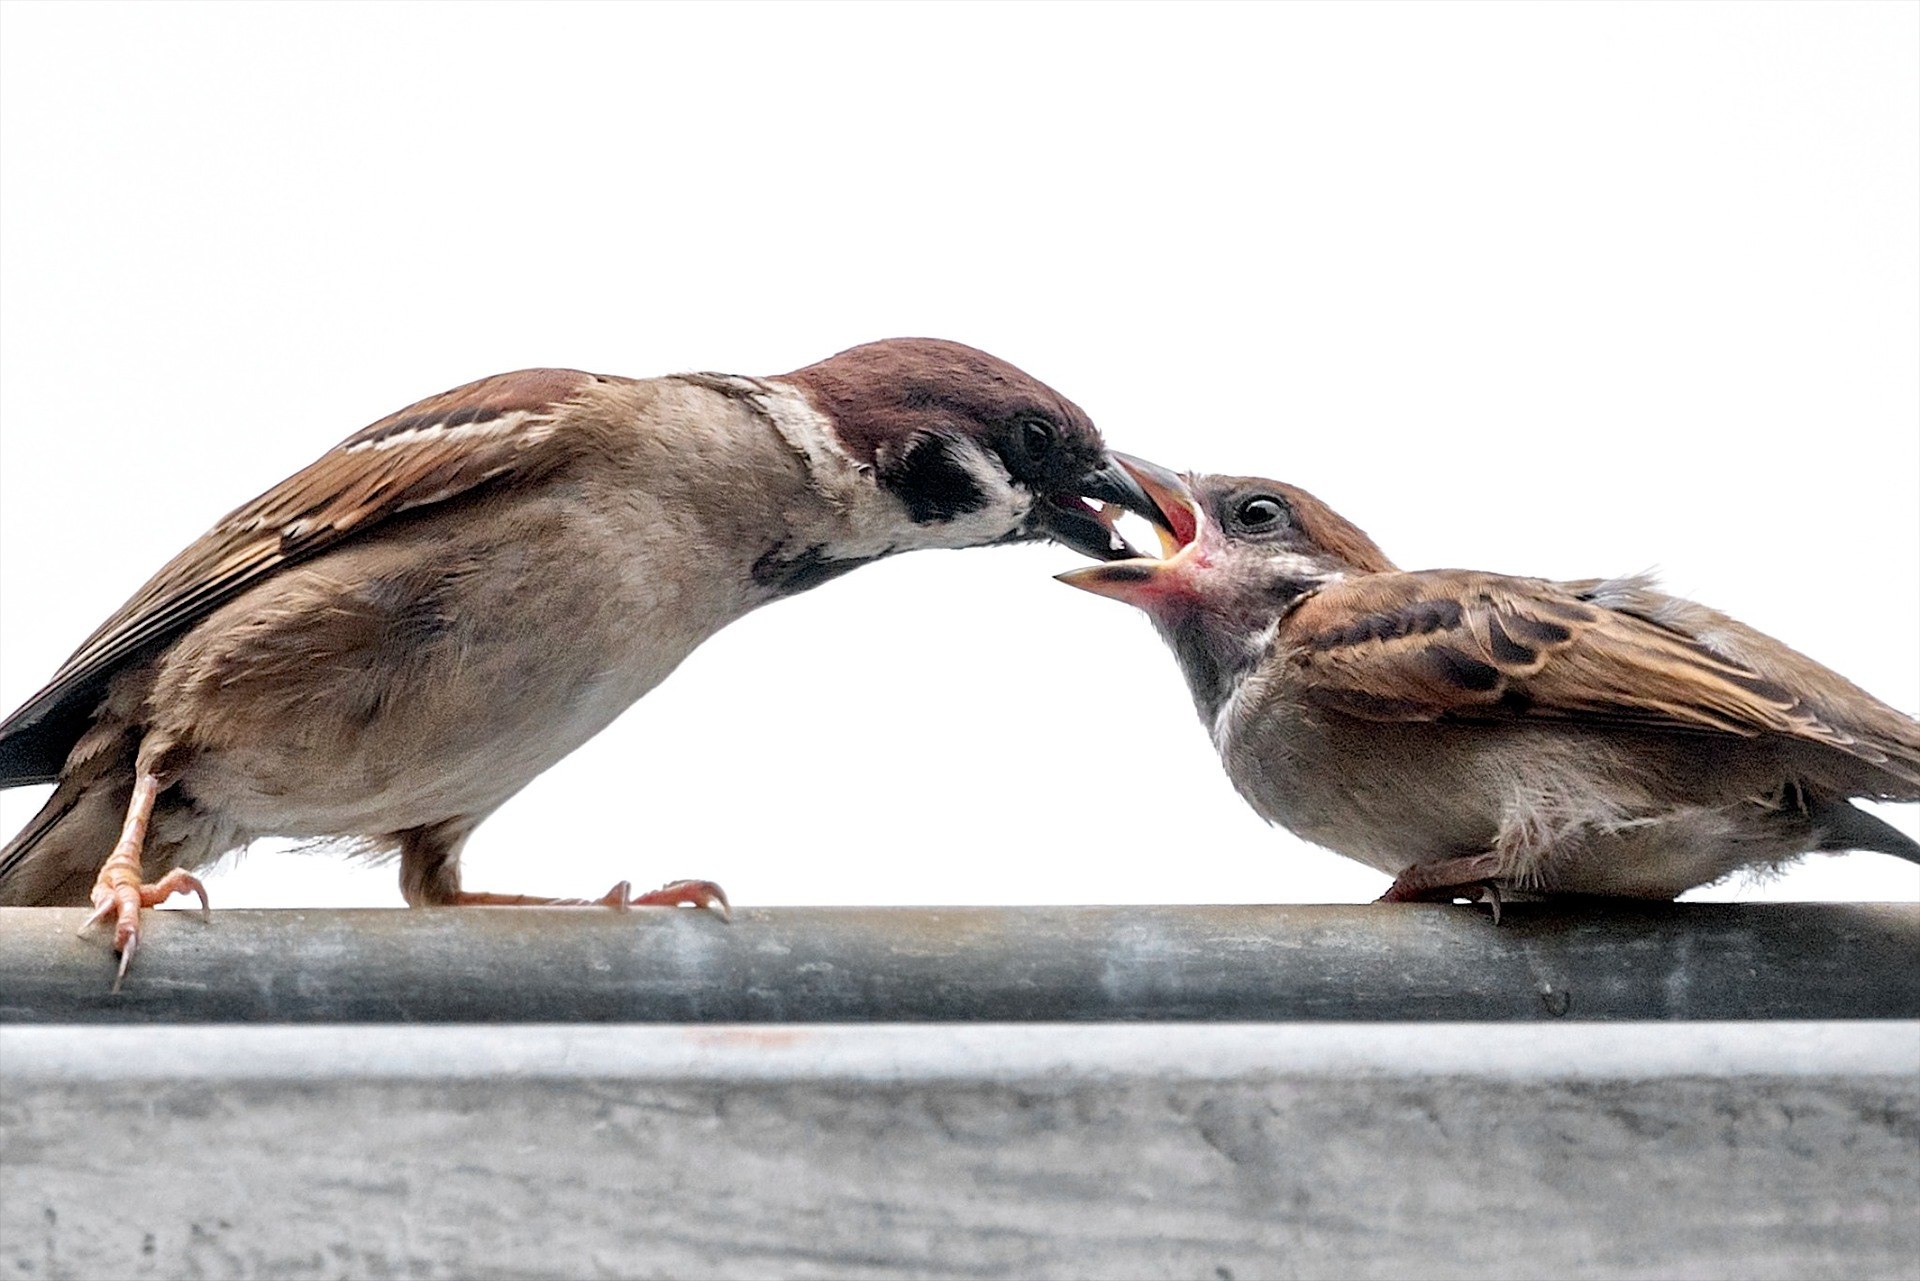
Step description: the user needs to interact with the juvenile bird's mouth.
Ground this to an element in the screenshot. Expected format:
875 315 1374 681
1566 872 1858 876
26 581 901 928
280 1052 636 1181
1111 454 1199 557
1053 455 1202 601
1037 456 1180 562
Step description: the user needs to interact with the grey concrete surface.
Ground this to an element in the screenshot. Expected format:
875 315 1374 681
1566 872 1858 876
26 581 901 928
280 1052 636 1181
3 1023 1916 1281
5 1021 1917 1082
4 902 1917 1022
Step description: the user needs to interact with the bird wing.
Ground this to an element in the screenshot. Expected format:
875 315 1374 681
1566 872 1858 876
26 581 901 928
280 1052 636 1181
0 368 610 785
1282 569 1920 794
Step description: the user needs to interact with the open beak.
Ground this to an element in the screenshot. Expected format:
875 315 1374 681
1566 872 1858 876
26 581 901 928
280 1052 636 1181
1036 453 1179 562
1054 454 1201 604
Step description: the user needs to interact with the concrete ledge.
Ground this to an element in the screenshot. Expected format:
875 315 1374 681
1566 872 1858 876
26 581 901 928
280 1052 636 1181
4 902 1917 1022
4 1020 1916 1082
4 1022 1915 1281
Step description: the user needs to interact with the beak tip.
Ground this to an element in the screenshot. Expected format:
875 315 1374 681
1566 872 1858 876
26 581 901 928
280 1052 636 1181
1054 560 1159 603
1108 454 1195 543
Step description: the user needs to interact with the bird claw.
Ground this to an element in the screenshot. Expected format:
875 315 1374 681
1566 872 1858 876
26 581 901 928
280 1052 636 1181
77 868 211 992
78 898 115 935
1378 855 1506 925
451 878 732 920
1425 879 1504 925
601 878 732 922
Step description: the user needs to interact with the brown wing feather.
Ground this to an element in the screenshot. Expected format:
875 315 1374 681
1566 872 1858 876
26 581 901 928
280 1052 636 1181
0 368 603 784
1285 570 1920 795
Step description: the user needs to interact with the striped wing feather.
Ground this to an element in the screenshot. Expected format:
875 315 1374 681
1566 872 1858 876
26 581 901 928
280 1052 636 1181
0 368 601 784
1283 570 1920 795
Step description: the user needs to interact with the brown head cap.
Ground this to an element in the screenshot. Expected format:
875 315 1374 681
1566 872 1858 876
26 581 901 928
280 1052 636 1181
780 338 1100 469
779 338 1132 537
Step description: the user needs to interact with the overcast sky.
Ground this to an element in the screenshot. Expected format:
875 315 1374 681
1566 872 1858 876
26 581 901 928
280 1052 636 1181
1 2 1914 909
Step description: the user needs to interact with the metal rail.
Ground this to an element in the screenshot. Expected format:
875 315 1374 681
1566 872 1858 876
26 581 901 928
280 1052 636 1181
3 901 1914 1022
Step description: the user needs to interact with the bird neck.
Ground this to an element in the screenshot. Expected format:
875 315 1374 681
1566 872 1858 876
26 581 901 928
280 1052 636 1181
1155 609 1279 727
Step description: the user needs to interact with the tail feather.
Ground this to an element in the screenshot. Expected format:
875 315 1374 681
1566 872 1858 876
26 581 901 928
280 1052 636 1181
0 778 131 905
1813 801 1920 865
0 714 144 905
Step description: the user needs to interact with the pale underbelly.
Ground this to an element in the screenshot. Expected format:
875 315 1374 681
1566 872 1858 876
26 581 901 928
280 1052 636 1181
173 620 712 840
1221 712 1807 896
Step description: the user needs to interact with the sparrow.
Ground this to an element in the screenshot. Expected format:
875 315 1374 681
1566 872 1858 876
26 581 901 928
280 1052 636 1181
0 338 1163 984
1061 458 1920 908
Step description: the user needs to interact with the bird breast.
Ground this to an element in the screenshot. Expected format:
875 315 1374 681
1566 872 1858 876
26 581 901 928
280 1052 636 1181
1213 686 1508 875
146 385 829 840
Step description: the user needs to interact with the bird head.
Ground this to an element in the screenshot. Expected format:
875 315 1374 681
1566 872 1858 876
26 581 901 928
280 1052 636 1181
782 339 1169 561
1056 457 1395 715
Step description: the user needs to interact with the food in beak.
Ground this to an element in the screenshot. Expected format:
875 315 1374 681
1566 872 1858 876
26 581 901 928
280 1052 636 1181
1108 454 1200 558
1041 455 1180 562
1052 456 1201 603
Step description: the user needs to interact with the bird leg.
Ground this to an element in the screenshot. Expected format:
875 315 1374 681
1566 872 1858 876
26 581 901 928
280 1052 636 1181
448 879 732 922
396 822 729 920
78 770 211 991
1378 853 1507 924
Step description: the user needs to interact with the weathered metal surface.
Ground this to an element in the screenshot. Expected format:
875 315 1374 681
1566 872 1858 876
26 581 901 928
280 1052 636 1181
1 902 1915 1023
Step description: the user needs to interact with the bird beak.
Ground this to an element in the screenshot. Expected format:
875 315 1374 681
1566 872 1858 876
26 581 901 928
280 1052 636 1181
1054 455 1201 605
1036 452 1179 562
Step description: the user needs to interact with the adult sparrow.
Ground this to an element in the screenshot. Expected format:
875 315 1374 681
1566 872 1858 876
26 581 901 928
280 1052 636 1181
0 339 1162 984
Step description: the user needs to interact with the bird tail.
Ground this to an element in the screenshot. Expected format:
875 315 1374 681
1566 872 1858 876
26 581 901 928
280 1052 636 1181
1814 801 1920 865
0 720 142 906
0 776 132 905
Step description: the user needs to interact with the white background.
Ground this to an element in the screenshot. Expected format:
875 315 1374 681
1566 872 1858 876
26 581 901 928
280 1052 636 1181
2 2 1914 909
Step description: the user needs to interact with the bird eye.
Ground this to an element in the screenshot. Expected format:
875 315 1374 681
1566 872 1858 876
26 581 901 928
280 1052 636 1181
1235 495 1289 531
1019 418 1055 460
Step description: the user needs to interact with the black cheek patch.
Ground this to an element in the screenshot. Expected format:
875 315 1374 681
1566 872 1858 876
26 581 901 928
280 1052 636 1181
883 434 990 524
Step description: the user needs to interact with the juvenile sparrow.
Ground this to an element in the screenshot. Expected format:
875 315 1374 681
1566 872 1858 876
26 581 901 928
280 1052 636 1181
1061 459 1920 906
0 339 1161 983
